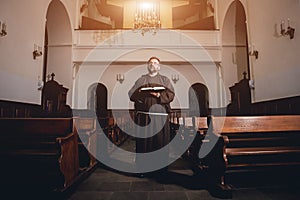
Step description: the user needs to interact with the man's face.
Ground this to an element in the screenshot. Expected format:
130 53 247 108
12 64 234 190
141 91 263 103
147 58 160 74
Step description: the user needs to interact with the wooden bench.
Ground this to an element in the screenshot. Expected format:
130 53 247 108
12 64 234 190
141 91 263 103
104 116 131 147
173 116 226 188
74 117 98 170
169 116 230 198
0 118 79 193
208 115 300 188
172 116 208 159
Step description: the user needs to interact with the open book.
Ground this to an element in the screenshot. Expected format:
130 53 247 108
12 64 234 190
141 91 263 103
140 86 165 92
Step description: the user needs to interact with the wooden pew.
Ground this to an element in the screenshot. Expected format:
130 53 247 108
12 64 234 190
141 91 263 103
74 117 98 170
105 116 130 147
168 116 230 197
180 117 207 157
209 115 300 188
0 118 79 193
169 116 206 155
183 116 226 190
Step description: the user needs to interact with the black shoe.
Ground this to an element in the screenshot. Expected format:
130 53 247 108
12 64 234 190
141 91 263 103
137 173 145 178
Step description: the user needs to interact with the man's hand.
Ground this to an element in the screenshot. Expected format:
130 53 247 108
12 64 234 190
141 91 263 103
150 92 160 98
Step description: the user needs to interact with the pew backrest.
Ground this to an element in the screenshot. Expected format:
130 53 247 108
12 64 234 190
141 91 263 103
211 115 300 134
0 117 79 191
0 117 74 136
192 115 300 188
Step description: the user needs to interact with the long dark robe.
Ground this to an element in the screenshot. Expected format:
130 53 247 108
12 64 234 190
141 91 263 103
128 73 175 156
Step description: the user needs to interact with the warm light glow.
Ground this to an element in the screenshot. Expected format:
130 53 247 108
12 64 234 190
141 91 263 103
140 2 153 10
133 0 161 36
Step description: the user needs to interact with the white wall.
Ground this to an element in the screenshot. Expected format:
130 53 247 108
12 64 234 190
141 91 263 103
0 0 49 104
72 29 224 109
246 0 300 102
73 61 222 110
218 0 300 103
0 0 77 105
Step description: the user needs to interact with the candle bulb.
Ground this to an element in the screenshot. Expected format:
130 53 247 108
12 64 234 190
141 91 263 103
281 21 285 31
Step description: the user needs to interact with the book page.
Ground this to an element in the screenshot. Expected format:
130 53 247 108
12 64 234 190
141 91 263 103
140 86 165 91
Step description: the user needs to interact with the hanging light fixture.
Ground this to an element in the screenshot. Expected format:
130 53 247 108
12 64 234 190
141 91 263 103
133 1 161 36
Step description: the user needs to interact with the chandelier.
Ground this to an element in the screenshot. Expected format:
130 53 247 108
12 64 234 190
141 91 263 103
133 1 161 36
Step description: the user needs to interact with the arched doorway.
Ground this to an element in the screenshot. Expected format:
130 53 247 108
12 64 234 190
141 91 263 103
189 83 209 117
45 0 73 105
95 83 108 117
87 83 97 111
86 82 108 127
222 0 249 82
87 82 108 115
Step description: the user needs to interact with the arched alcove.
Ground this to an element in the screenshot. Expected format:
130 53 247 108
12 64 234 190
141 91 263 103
222 0 249 82
87 83 98 111
95 83 108 117
188 83 209 117
45 0 73 105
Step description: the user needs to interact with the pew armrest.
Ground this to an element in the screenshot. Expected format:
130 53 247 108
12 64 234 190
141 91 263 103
57 132 79 189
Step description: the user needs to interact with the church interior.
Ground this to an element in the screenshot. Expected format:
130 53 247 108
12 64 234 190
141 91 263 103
0 0 300 199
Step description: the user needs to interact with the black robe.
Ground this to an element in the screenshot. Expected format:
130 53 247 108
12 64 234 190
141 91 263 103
128 73 175 155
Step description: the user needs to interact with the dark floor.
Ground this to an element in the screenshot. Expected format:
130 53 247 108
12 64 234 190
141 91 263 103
4 137 300 200
66 164 300 200
66 138 300 200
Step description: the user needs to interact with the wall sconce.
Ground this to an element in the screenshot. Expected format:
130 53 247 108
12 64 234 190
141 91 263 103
33 44 43 59
249 45 259 59
171 74 179 84
280 18 295 39
37 76 44 91
0 21 7 37
116 73 124 84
